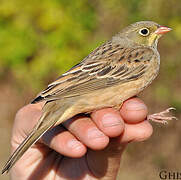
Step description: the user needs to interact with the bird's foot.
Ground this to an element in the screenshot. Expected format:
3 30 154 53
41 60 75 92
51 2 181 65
147 107 177 125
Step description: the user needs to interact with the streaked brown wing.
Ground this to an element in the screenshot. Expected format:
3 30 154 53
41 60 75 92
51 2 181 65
31 43 155 103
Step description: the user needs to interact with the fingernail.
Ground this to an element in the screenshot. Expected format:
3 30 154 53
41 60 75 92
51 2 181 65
67 140 83 150
87 128 105 139
102 113 122 127
126 101 147 111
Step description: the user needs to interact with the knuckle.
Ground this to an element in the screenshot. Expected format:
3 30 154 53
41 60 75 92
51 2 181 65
15 104 36 121
15 106 27 120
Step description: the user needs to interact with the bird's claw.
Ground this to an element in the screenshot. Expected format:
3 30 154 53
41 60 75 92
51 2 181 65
147 107 177 125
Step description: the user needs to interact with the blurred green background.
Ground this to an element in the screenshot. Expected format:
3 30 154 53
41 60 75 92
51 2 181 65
0 0 181 179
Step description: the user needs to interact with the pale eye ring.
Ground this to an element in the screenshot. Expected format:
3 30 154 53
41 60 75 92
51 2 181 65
139 28 150 36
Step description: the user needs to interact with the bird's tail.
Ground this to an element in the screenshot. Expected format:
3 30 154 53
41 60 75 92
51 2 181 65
1 112 57 174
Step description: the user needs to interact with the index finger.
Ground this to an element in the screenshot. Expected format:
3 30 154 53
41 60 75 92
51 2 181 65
120 97 148 124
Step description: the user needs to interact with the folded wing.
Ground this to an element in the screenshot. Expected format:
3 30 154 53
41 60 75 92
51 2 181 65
31 43 155 103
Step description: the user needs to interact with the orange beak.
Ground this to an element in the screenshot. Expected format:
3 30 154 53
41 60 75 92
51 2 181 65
155 26 172 35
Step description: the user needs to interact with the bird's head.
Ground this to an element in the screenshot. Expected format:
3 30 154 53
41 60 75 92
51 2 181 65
116 21 172 48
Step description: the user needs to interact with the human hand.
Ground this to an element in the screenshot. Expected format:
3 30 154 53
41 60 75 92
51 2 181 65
10 97 152 180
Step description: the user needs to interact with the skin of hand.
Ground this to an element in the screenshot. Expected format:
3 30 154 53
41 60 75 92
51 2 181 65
10 97 153 180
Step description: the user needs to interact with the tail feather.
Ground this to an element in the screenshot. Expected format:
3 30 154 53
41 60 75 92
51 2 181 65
1 114 57 174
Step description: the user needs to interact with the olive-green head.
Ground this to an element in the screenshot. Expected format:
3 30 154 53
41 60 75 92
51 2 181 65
116 21 171 48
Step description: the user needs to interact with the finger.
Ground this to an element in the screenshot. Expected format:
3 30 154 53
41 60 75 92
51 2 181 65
12 103 43 149
14 103 87 158
63 116 109 150
120 97 148 124
41 125 87 158
14 103 43 132
91 108 124 137
120 120 153 143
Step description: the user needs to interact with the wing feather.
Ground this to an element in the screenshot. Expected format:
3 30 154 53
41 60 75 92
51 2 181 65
31 43 155 104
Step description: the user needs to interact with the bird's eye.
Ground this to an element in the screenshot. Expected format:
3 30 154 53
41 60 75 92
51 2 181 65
139 28 150 36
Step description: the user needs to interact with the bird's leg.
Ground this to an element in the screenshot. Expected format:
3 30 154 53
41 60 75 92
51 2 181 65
147 107 177 124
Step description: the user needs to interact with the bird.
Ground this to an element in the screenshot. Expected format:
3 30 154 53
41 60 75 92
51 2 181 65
2 21 173 174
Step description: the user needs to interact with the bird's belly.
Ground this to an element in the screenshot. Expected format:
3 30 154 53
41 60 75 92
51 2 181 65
75 77 154 112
